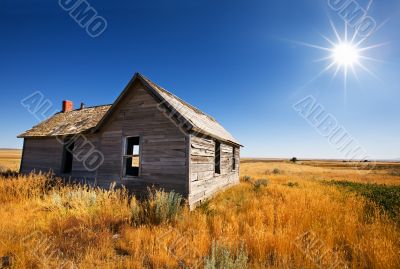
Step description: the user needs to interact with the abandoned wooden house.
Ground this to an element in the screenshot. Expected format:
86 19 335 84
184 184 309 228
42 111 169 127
18 73 241 206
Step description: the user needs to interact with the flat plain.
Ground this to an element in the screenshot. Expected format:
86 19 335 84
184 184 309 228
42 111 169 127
0 150 399 268
0 149 21 171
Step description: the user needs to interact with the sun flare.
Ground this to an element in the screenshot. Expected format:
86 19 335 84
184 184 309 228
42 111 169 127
296 19 387 92
332 43 359 66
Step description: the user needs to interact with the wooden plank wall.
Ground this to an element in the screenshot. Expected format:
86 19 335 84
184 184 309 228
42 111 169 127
96 81 188 195
20 137 63 174
70 134 99 182
189 135 240 207
21 136 100 182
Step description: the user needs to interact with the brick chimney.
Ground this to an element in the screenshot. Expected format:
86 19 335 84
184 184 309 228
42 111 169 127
62 100 74 113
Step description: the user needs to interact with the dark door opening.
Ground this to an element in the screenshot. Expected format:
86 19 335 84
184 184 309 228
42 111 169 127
62 139 74 174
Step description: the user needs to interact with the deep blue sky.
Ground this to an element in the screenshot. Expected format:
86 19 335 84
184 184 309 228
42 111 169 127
1 0 399 159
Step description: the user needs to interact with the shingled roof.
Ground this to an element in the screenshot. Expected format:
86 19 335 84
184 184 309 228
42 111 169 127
18 73 240 145
18 105 111 138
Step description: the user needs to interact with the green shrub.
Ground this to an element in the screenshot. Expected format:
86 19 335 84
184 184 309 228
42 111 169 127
253 179 269 191
290 157 297 163
272 168 281 174
205 241 248 269
130 188 183 226
241 175 252 182
198 200 215 216
286 182 299 188
130 197 142 224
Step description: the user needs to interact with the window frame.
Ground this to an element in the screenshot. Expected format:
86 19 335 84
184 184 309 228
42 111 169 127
232 146 236 171
122 136 141 178
214 140 221 175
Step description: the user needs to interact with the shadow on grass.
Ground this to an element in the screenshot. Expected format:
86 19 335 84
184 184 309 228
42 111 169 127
0 170 20 178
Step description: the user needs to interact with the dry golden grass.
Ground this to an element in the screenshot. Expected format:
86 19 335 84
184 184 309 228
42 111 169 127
0 149 21 171
242 159 400 185
0 156 399 268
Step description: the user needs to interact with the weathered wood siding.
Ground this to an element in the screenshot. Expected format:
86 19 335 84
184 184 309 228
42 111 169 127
189 135 240 206
96 81 189 195
20 137 63 174
69 134 99 181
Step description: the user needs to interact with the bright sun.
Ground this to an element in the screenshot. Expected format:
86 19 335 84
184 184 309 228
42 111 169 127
332 43 359 66
295 20 387 92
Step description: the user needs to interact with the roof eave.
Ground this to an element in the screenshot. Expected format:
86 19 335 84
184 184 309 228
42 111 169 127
190 127 242 147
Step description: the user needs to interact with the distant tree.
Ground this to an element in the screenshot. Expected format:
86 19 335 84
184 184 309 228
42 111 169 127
290 157 297 163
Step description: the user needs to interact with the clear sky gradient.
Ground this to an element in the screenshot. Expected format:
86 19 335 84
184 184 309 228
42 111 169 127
0 0 399 159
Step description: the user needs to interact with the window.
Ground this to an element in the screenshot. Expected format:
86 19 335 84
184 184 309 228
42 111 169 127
214 141 221 174
232 147 236 171
62 138 74 174
124 137 140 177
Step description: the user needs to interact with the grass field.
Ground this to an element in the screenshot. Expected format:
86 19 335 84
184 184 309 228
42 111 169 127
0 151 399 268
0 149 21 171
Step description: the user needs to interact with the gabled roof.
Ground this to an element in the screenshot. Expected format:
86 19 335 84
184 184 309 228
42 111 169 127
18 73 241 146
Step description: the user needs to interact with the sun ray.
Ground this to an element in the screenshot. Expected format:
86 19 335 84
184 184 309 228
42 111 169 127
289 60 338 98
374 17 391 32
350 26 359 44
355 18 391 47
329 19 342 43
293 40 332 52
332 64 341 79
319 33 336 46
322 61 337 73
297 61 337 91
358 55 388 64
343 65 348 100
309 61 337 83
350 64 360 82
355 61 382 81
358 42 390 52
313 56 333 63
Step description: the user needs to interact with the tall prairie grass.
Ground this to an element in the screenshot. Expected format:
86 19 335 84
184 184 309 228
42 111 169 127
0 161 399 268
